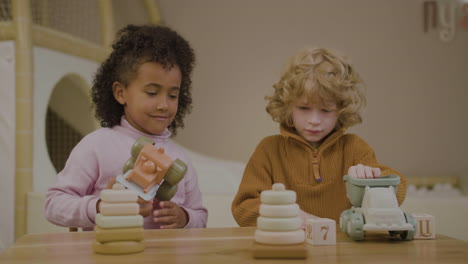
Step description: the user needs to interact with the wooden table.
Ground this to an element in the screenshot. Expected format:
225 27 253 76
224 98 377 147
1 227 468 263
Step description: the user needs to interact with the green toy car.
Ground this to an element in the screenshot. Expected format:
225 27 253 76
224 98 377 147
340 175 417 241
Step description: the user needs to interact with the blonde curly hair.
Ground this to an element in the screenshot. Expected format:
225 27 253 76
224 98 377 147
266 47 366 129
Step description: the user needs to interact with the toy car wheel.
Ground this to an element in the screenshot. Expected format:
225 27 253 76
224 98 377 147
164 159 187 185
401 212 417 241
122 157 135 173
340 209 353 233
131 136 154 158
155 181 178 201
348 212 365 241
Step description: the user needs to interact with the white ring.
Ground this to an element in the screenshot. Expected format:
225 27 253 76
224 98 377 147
261 190 296 204
257 216 302 231
260 204 300 218
272 183 286 191
254 229 305 245
100 189 138 203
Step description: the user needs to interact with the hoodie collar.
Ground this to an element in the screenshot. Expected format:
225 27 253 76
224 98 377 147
280 124 347 152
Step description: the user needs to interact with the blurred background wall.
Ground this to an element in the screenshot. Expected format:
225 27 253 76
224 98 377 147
1 0 467 251
157 0 468 181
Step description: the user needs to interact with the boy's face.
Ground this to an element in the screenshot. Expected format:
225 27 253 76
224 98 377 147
113 62 181 135
291 96 338 147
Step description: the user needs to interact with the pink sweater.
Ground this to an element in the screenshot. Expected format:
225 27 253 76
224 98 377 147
45 117 207 229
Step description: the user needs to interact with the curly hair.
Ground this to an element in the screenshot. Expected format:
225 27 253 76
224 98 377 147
91 24 195 135
266 47 366 129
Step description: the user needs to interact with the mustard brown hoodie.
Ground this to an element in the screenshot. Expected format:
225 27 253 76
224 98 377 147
232 125 406 226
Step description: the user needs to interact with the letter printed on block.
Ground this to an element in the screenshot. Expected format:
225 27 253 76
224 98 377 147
412 213 435 239
305 218 336 245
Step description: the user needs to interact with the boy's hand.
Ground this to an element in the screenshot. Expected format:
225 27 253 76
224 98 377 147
348 164 381 179
153 200 188 229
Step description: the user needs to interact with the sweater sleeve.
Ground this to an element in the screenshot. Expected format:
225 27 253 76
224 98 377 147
44 140 100 228
231 138 275 227
178 160 208 228
346 135 407 205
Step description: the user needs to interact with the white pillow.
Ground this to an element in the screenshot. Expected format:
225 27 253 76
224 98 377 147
178 143 245 195
203 193 239 228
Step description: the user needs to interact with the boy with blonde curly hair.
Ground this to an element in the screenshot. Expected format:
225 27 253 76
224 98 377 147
232 47 406 226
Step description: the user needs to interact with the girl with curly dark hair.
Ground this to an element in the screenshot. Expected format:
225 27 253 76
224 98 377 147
45 25 207 231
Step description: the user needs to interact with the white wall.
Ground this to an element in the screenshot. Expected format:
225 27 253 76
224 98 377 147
159 0 468 180
48 75 97 136
33 47 99 193
0 41 15 253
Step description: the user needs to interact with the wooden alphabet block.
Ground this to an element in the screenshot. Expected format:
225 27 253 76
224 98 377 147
412 213 435 239
305 218 336 245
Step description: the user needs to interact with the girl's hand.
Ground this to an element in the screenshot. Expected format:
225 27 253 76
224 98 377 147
96 177 119 213
153 200 188 229
106 176 118 188
98 176 153 217
138 198 153 217
348 164 381 179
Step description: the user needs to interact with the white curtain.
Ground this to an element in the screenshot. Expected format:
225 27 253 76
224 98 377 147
0 41 16 252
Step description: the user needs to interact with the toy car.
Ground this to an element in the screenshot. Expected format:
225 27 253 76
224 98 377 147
339 174 416 241
116 136 187 201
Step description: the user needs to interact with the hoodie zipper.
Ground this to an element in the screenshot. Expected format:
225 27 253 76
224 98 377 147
281 126 346 183
312 150 322 182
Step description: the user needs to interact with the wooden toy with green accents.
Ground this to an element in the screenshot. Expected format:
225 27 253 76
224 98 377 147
116 136 187 201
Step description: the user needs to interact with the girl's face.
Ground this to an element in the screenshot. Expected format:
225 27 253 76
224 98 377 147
291 96 338 147
113 62 181 135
